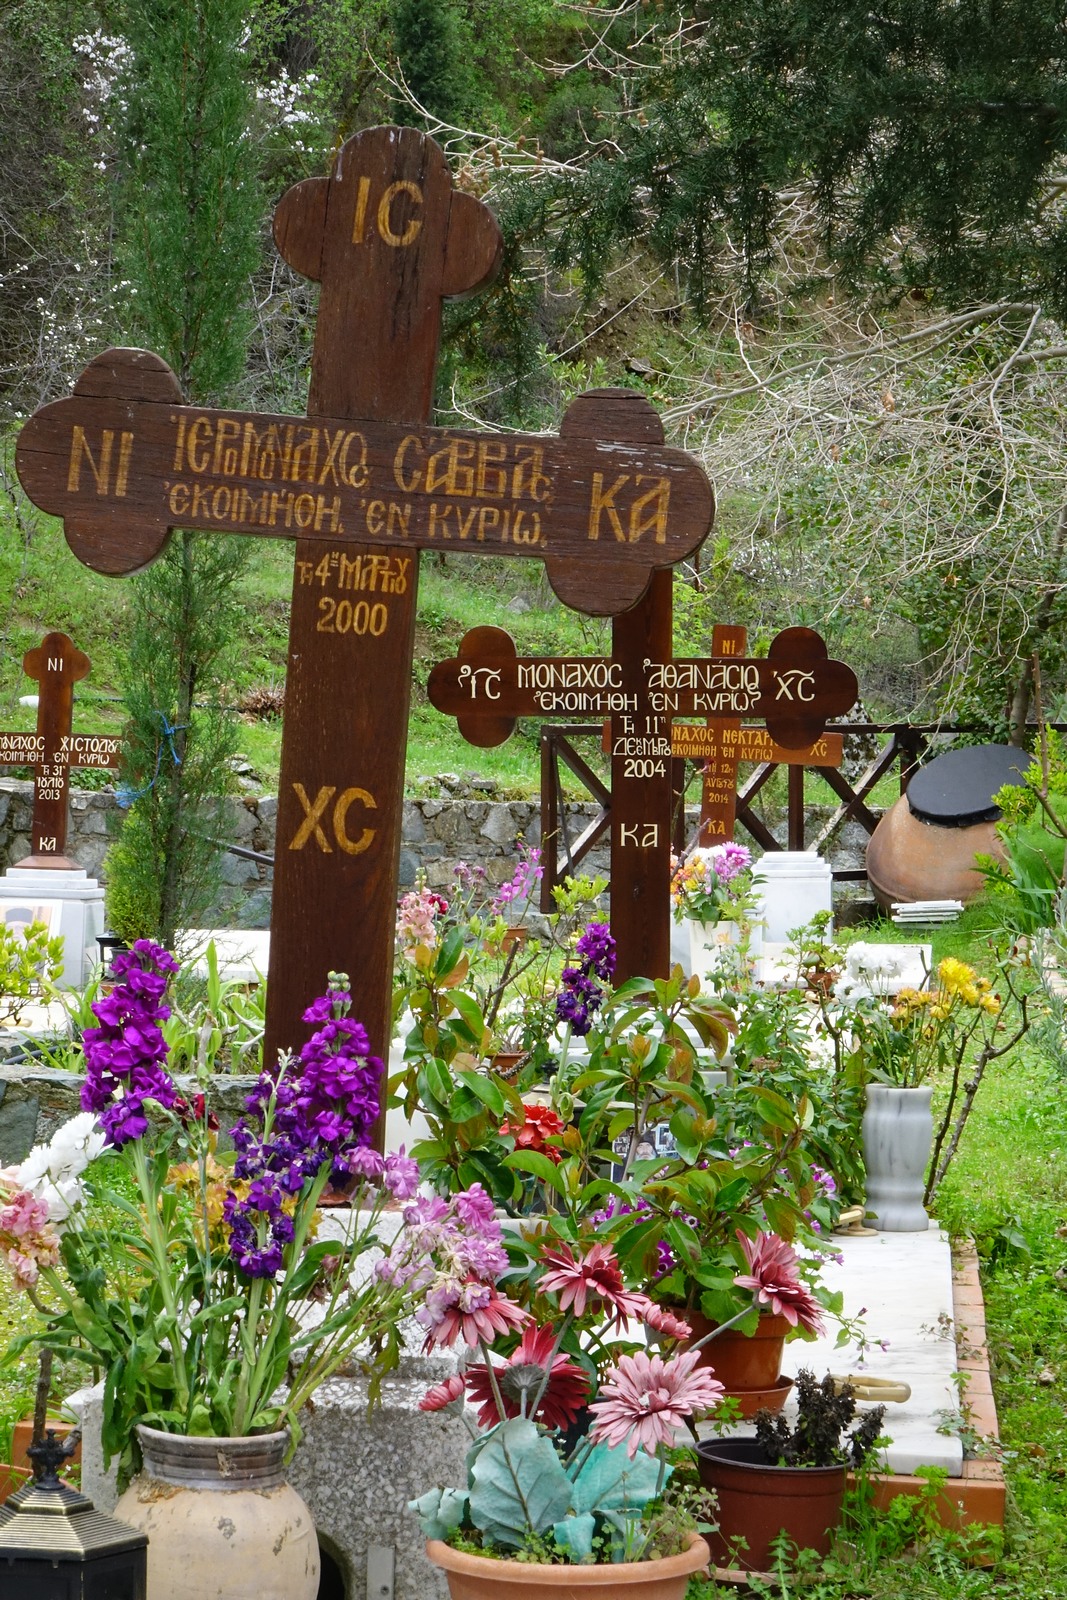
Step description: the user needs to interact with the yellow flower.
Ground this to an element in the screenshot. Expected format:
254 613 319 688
938 956 977 997
980 994 1001 1015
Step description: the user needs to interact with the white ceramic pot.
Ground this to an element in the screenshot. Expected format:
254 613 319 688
687 916 763 980
114 1427 319 1600
861 1083 934 1232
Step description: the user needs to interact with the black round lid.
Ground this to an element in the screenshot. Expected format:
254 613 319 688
907 744 1029 828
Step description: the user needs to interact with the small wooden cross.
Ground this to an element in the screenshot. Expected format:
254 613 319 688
428 616 856 977
0 632 121 869
14 128 715 1094
670 625 845 845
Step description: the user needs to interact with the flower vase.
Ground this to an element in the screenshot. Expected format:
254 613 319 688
687 917 762 980
682 1309 793 1418
113 1427 319 1600
426 1533 710 1600
861 1083 934 1232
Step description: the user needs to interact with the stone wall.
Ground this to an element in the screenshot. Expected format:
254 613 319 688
0 776 877 930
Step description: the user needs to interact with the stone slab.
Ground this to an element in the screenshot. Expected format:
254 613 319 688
704 1225 963 1478
0 864 106 988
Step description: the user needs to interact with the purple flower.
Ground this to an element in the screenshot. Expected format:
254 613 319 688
554 921 617 1036
453 1182 495 1229
490 843 543 915
384 1148 420 1201
575 922 616 982
80 942 179 1148
226 975 383 1278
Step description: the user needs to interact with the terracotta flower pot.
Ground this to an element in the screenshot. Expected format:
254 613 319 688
696 1438 846 1572
683 1309 791 1395
426 1533 711 1600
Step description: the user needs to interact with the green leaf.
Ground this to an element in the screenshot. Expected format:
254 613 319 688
552 1512 596 1562
504 1149 566 1197
456 1070 506 1117
469 1418 573 1546
409 1487 470 1540
745 1086 798 1132
570 1441 667 1515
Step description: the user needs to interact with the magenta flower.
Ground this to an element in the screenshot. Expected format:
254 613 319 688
466 1322 590 1431
384 1148 420 1200
539 1241 652 1329
734 1230 826 1335
589 1349 725 1457
418 1374 466 1412
348 1147 386 1183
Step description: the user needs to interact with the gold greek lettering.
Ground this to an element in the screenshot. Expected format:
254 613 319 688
377 180 423 247
290 784 335 851
333 787 377 854
66 426 113 495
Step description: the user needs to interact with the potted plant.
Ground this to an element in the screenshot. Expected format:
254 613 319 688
406 1230 721 1597
829 954 1007 1229
0 942 491 1600
670 842 761 976
697 1369 886 1571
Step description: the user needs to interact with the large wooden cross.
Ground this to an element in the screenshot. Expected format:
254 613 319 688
14 127 714 1079
669 625 845 845
428 616 856 977
0 632 121 870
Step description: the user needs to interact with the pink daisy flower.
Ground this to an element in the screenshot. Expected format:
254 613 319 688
466 1322 590 1430
642 1301 693 1341
422 1280 530 1351
418 1373 466 1412
733 1230 826 1336
539 1241 652 1328
588 1349 725 1458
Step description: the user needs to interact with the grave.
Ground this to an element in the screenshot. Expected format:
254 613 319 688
0 633 121 986
429 618 856 978
15 126 715 1138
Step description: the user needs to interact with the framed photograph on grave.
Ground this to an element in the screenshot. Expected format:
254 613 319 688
610 1120 679 1181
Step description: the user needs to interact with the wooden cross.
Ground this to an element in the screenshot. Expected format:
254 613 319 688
669 625 845 845
428 616 856 978
0 632 121 869
14 127 714 1089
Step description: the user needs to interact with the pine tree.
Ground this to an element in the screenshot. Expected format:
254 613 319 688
105 0 262 949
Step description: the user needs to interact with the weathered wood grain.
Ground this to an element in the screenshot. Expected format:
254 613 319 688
16 370 713 615
0 632 120 869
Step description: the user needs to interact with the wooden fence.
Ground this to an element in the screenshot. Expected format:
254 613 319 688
537 722 1059 912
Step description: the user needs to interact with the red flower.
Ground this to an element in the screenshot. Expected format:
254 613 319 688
500 1104 565 1164
419 1374 466 1412
733 1230 826 1336
539 1241 652 1329
466 1322 589 1430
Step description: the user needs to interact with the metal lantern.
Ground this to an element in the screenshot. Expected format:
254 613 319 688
0 1431 147 1600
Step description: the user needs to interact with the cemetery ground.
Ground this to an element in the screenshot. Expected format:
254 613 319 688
0 913 1064 1597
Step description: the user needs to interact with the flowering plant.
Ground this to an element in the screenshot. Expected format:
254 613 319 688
670 843 755 925
408 1229 725 1564
2 943 440 1487
835 954 1001 1090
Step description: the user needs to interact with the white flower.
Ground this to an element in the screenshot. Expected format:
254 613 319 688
17 1113 105 1224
